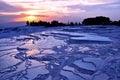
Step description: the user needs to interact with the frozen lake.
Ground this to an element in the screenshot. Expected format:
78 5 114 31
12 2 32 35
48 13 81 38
0 25 120 80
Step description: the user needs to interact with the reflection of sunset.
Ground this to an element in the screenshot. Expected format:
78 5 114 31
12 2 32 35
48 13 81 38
26 49 40 56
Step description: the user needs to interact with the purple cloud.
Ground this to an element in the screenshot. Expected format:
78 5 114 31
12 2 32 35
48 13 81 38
0 1 25 12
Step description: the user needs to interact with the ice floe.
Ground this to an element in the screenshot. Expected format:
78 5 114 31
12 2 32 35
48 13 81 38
0 26 119 80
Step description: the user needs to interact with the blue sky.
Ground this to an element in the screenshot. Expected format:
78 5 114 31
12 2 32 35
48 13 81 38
0 0 120 23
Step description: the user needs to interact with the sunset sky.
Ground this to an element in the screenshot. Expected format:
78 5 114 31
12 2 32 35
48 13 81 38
0 0 120 23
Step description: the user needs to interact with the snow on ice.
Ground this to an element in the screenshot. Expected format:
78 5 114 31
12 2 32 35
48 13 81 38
0 26 120 80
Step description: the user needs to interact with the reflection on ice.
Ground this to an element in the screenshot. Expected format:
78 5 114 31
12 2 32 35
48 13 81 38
69 34 112 44
26 49 40 56
0 26 119 80
20 39 35 50
36 36 66 49
26 39 34 44
41 49 55 54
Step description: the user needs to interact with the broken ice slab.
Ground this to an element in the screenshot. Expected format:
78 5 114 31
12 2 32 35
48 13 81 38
0 45 17 51
0 48 18 57
35 36 66 49
69 34 112 44
51 31 112 44
61 70 84 80
51 31 88 37
73 59 96 75
83 57 105 68
93 73 109 80
63 66 92 80
26 66 49 79
0 54 21 71
0 38 16 46
0 61 27 79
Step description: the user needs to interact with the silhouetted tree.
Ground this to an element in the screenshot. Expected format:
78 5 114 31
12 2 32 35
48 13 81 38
111 21 117 25
27 20 82 27
69 22 74 26
38 21 49 26
51 20 59 26
75 22 78 26
26 16 120 27
30 21 39 26
79 22 81 25
118 20 120 25
26 21 30 26
110 20 120 25
82 16 111 25
27 20 67 27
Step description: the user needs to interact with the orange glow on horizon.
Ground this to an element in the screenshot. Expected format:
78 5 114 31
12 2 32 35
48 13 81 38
25 15 38 22
13 10 64 22
13 15 39 22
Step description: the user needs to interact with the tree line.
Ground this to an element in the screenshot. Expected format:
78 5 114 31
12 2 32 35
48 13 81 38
82 16 120 25
26 20 81 27
26 16 120 27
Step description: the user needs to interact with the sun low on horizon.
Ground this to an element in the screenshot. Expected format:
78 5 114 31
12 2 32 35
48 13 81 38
14 11 42 22
25 15 38 22
0 0 120 23
0 1 120 80
24 11 40 22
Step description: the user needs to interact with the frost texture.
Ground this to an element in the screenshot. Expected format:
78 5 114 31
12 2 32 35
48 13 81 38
0 26 120 80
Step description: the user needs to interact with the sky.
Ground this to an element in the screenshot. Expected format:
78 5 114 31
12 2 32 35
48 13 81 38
0 0 120 23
